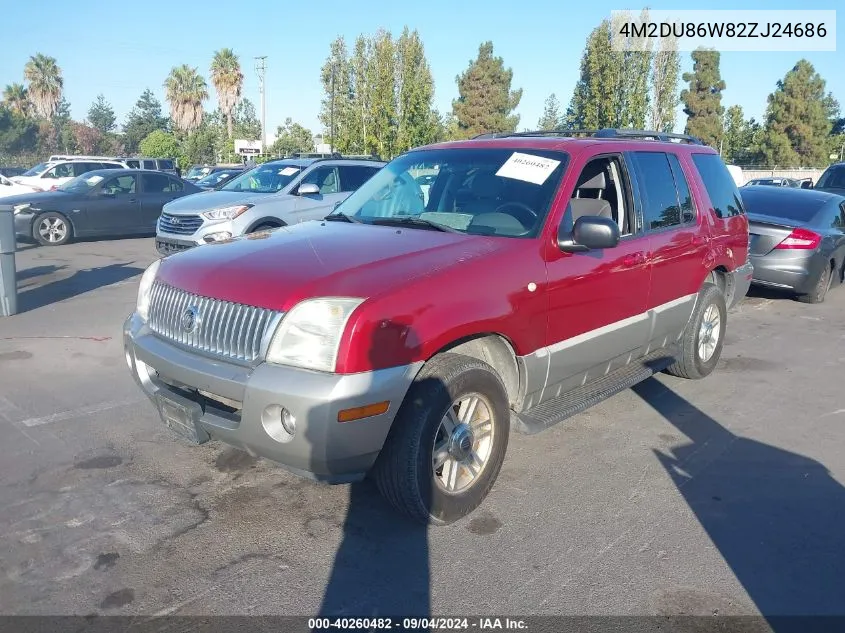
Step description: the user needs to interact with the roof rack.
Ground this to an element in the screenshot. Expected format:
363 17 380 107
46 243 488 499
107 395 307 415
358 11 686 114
473 128 706 145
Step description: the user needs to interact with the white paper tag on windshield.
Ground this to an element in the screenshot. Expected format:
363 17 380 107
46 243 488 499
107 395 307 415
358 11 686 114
279 167 299 176
495 152 561 185
86 175 104 185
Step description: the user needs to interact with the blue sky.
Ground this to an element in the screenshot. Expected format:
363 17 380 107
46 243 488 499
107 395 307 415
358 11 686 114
1 0 842 140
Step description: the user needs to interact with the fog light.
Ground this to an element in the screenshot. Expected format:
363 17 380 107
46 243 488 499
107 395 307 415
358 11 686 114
203 231 232 243
281 408 296 435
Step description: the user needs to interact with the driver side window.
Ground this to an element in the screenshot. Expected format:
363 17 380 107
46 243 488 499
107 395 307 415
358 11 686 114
45 163 73 179
102 175 137 195
567 155 633 236
302 167 339 194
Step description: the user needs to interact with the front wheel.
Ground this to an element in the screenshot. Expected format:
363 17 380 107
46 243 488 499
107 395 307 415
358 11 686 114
665 283 727 380
33 212 72 246
372 353 510 525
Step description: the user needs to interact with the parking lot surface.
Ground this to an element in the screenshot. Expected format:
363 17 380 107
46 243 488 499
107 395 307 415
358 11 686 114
1 237 844 618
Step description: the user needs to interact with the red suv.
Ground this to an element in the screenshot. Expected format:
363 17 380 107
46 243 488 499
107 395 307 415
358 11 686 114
124 129 752 524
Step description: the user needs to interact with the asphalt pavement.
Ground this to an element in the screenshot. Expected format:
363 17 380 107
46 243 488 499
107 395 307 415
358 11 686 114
1 236 844 620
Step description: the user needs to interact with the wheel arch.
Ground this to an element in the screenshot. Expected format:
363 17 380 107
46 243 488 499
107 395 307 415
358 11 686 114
31 209 77 238
245 217 286 233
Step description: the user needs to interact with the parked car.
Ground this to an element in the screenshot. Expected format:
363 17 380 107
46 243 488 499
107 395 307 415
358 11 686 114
741 185 845 303
10 169 200 246
743 177 802 188
183 164 214 182
117 157 179 176
0 173 39 199
125 128 752 524
193 166 245 190
814 162 845 196
12 159 128 191
0 166 27 178
155 156 385 255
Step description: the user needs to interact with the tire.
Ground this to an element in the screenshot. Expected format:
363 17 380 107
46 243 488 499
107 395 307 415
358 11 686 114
797 263 832 304
33 212 72 246
372 352 510 525
665 283 727 380
249 223 281 233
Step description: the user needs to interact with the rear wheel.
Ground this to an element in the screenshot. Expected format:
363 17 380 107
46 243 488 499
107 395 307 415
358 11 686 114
372 353 510 525
665 283 726 380
33 212 72 246
797 264 832 304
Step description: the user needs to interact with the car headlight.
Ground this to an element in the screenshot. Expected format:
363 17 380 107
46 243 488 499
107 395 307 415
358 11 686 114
136 259 162 321
202 204 253 220
265 298 364 372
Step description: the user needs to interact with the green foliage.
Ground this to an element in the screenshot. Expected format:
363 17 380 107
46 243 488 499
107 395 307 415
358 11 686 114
123 89 170 153
87 94 116 133
758 60 837 168
396 27 436 152
538 93 562 130
722 105 762 165
452 41 522 138
567 13 653 130
140 129 180 158
164 64 209 134
319 37 354 152
0 106 38 158
270 118 314 156
2 83 30 117
210 48 243 139
650 37 680 132
180 125 218 166
24 53 63 119
232 99 262 140
681 49 726 148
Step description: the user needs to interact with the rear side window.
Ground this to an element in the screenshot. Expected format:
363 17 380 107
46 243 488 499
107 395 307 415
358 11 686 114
143 173 181 192
97 162 122 170
666 154 696 224
629 152 685 231
158 159 174 170
143 160 157 170
691 153 745 218
72 162 100 176
125 159 141 169
338 165 380 191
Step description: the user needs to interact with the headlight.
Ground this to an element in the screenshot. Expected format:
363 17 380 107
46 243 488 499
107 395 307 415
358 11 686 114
265 298 364 372
136 259 161 321
13 203 32 214
202 204 253 220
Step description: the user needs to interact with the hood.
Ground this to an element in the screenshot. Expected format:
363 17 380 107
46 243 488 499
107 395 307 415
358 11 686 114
0 190 69 207
162 190 275 214
156 221 507 312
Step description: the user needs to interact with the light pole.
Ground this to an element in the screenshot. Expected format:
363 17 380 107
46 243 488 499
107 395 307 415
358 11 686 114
255 56 267 153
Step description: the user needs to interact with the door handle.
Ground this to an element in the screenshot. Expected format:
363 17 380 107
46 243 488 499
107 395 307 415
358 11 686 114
623 252 645 267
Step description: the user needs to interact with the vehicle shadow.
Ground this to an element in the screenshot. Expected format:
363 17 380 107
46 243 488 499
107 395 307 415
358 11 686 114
16 262 143 313
632 377 845 626
314 318 432 621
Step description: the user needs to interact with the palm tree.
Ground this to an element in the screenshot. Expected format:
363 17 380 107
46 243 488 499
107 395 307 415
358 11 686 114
163 65 209 134
2 83 30 116
23 54 63 119
210 48 243 139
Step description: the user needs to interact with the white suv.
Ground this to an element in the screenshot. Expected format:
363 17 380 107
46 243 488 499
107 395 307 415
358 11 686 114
155 157 384 255
13 159 129 191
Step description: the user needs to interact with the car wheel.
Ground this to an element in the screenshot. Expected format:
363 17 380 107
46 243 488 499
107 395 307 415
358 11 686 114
665 283 727 380
372 353 510 525
797 264 832 304
33 212 72 246
250 223 280 233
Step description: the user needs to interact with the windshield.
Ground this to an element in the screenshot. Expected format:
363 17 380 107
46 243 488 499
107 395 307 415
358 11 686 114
21 162 51 177
185 166 209 179
196 170 240 187
220 163 304 194
817 165 845 190
57 173 105 193
330 148 568 237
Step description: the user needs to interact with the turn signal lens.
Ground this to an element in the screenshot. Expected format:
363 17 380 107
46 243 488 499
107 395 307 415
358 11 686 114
337 401 390 423
775 227 821 250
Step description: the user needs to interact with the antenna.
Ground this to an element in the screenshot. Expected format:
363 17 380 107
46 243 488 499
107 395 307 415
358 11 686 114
254 56 267 153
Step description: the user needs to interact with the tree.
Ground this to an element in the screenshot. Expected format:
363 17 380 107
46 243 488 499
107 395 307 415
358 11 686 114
139 129 180 158
164 65 209 134
2 84 30 117
395 27 436 152
368 30 398 157
757 60 836 168
87 94 116 133
681 49 726 148
72 123 102 154
650 37 680 132
270 118 314 156
232 98 262 140
23 53 63 119
122 89 169 153
319 37 354 153
0 106 38 157
616 10 652 128
452 41 522 138
722 105 762 165
538 93 562 130
210 48 243 139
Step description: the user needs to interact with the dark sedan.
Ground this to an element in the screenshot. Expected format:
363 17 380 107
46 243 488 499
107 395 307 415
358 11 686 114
9 169 200 246
741 185 845 303
194 167 244 190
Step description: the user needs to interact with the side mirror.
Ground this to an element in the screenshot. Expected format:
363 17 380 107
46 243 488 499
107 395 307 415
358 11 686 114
297 182 320 196
801 181 813 189
558 216 620 253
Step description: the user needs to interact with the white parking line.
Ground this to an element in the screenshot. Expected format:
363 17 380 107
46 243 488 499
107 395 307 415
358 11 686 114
19 398 145 427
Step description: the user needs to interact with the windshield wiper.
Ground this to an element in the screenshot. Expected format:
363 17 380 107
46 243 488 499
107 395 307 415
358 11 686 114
370 216 459 233
324 212 364 224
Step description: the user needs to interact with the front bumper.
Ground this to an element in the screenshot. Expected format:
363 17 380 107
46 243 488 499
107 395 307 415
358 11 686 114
124 313 423 483
13 211 35 236
726 261 754 309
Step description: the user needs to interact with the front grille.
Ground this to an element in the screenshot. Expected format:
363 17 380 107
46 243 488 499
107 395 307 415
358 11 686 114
147 282 281 364
159 212 204 235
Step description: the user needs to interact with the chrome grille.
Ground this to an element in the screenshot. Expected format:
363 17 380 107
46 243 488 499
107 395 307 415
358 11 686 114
147 282 281 364
159 212 204 235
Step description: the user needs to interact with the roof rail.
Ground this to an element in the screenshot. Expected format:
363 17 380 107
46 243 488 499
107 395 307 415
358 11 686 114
472 128 706 145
